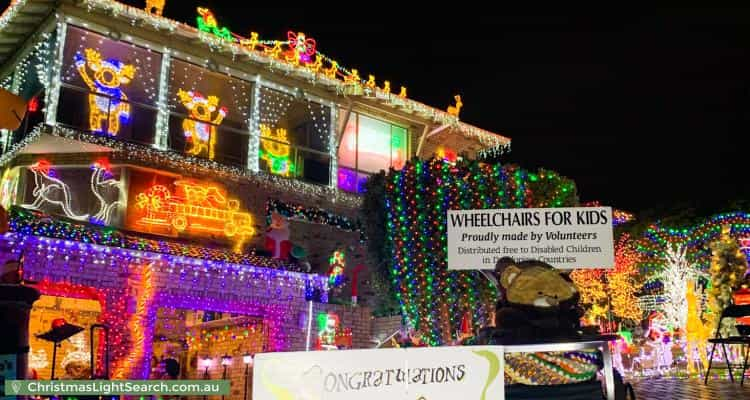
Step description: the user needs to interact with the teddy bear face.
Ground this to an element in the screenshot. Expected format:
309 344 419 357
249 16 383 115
84 49 135 89
177 89 219 121
497 259 577 309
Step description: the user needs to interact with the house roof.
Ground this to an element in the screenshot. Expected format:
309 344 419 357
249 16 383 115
0 0 511 155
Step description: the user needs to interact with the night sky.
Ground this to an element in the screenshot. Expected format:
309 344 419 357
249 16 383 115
16 2 750 214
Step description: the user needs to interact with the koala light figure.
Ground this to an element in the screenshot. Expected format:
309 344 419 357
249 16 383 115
177 89 228 160
75 48 135 136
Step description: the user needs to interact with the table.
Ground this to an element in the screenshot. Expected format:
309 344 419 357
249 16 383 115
498 335 618 400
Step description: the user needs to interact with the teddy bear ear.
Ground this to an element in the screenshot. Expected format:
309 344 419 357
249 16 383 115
494 257 516 286
500 265 522 289
495 257 515 273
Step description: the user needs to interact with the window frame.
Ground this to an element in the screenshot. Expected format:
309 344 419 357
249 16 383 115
337 111 410 192
165 57 255 166
56 25 164 144
256 83 334 185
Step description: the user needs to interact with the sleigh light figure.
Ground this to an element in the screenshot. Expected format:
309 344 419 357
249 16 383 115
177 89 228 160
134 180 254 253
285 31 316 65
75 48 135 136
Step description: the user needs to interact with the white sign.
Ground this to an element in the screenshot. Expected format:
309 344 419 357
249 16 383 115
253 346 504 400
447 207 615 270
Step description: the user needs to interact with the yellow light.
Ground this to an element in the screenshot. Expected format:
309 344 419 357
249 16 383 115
447 95 463 117
144 0 164 16
240 32 259 51
177 89 228 160
259 124 293 177
75 48 135 136
382 81 391 94
345 69 360 84
324 61 338 79
133 180 255 253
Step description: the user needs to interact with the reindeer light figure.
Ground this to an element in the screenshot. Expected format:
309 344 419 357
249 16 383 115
177 89 228 160
145 0 165 16
90 158 124 225
447 95 463 117
74 48 135 136
22 160 88 221
685 280 711 375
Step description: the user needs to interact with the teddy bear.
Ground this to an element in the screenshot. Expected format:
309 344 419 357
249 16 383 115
74 48 135 136
492 257 583 343
177 89 227 160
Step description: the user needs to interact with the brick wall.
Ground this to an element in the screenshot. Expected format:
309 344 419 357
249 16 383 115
371 315 404 346
10 160 377 302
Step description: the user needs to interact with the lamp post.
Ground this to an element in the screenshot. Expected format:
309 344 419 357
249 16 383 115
200 356 212 400
221 354 232 400
242 353 253 400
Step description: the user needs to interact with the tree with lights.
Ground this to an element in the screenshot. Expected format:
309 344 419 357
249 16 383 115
570 269 608 325
707 225 748 335
656 245 700 331
571 234 643 328
607 235 643 323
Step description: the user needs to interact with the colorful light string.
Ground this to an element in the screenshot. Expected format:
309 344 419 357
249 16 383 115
384 157 578 345
265 199 365 242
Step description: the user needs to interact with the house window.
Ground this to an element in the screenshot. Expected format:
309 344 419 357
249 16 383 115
337 112 408 193
167 59 252 167
257 86 331 186
57 26 161 143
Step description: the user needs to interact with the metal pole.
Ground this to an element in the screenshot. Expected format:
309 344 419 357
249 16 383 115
50 342 58 380
243 364 249 400
203 367 209 400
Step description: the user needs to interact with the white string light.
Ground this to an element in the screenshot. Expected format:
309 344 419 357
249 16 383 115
90 160 124 225
154 52 171 150
22 160 90 221
247 81 261 172
651 245 707 331
45 20 67 126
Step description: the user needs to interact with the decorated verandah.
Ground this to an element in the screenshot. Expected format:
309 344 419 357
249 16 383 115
2 206 329 386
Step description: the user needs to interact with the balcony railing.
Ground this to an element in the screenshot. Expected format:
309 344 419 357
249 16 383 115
56 84 157 145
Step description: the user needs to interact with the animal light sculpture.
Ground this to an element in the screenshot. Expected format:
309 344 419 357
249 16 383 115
177 89 228 160
74 48 135 136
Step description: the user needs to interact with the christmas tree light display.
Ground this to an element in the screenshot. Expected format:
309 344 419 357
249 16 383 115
385 157 577 344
